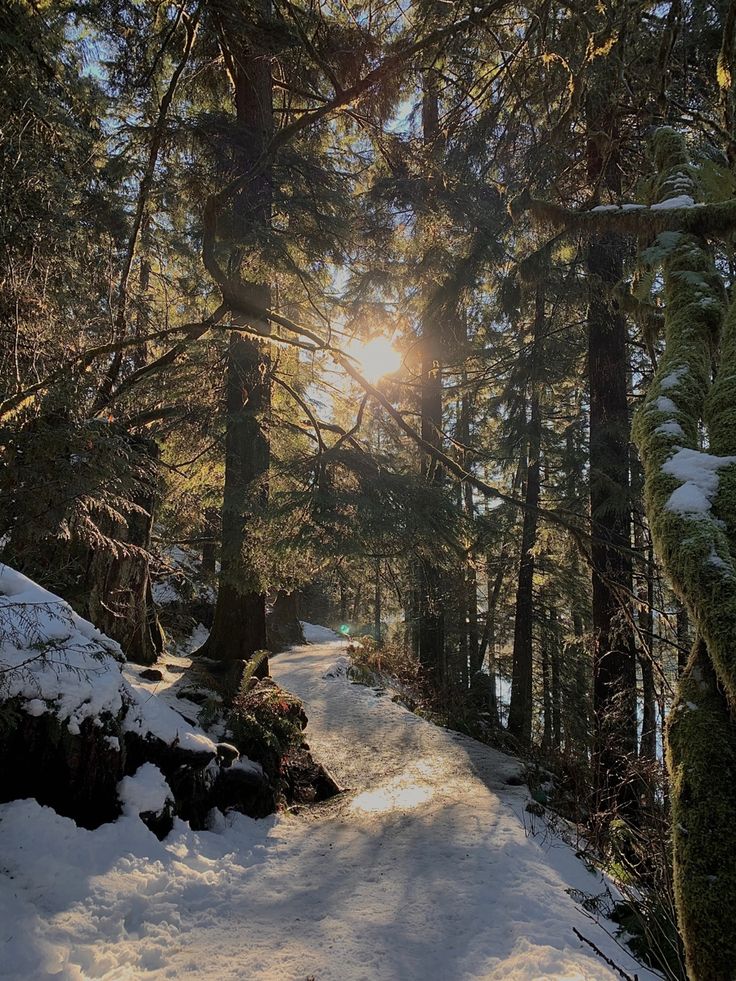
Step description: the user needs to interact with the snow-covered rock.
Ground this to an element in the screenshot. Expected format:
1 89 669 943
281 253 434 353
0 564 277 830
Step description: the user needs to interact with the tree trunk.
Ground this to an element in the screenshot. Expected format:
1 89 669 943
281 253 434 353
550 608 562 751
415 46 446 683
86 455 164 666
631 129 736 978
585 78 638 815
340 581 348 624
197 4 273 686
201 506 219 578
508 287 544 744
541 625 552 752
565 607 590 758
675 601 690 676
269 590 305 649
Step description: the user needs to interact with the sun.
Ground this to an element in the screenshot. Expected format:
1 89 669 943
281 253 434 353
344 336 402 384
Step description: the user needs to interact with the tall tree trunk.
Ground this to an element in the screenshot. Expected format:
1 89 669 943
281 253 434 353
201 506 219 578
86 439 164 666
585 75 638 815
565 606 590 758
340 581 348 624
416 51 446 682
269 590 305 649
508 287 544 744
198 4 273 685
458 315 479 682
477 557 503 727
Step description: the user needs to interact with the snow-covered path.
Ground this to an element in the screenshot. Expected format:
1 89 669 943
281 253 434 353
0 632 659 980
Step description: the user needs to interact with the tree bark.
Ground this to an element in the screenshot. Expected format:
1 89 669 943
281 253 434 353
197 2 273 686
585 76 638 815
269 590 305 649
416 58 446 683
508 287 544 744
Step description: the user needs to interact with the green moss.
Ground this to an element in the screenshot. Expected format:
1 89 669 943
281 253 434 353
667 642 736 981
632 128 736 981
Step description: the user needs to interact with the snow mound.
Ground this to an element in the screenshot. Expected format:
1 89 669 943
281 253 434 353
0 564 215 754
118 763 173 816
0 564 125 729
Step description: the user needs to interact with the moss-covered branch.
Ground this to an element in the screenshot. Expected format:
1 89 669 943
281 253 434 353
510 184 736 241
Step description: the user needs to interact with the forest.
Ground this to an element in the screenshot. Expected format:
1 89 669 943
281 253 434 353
2 0 736 979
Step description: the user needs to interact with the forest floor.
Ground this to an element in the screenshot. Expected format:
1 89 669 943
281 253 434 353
0 626 660 981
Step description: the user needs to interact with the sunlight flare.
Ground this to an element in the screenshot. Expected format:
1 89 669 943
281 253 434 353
350 775 434 814
344 336 402 384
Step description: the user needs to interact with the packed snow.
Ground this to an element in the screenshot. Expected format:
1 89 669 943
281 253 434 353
0 628 659 980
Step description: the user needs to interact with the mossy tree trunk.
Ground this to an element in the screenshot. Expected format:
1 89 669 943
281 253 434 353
632 127 736 980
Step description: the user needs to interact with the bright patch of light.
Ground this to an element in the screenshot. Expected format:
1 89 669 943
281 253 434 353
345 336 402 384
351 776 433 814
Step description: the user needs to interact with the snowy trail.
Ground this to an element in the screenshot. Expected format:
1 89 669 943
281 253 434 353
0 632 659 981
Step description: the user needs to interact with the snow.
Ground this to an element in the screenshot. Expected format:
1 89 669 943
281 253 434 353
124 677 217 755
300 620 340 643
118 764 172 816
660 366 688 389
0 634 659 980
151 546 216 606
1 565 218 757
151 579 181 604
0 564 126 726
0 565 120 657
656 421 685 437
654 395 677 413
651 194 695 210
708 547 732 573
663 447 736 515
